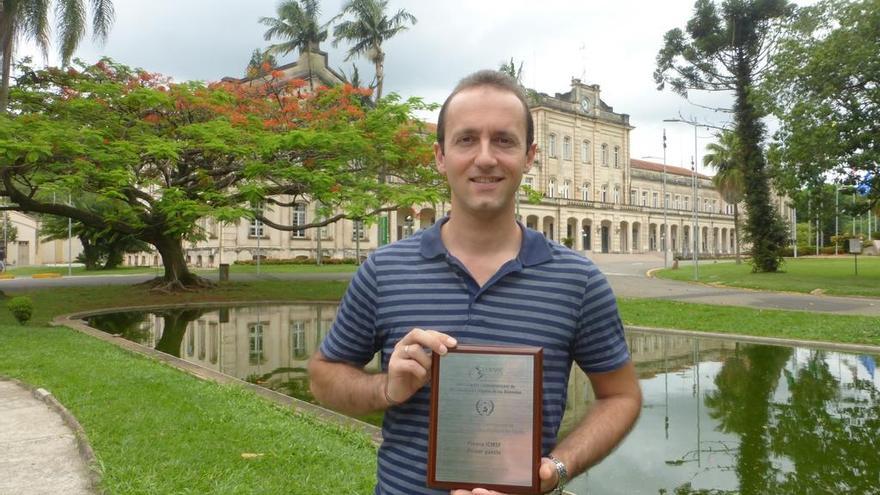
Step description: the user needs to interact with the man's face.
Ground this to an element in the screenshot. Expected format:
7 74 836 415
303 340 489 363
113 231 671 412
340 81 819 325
434 86 536 220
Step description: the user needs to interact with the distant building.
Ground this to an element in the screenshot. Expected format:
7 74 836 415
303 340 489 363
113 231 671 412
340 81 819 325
145 51 794 268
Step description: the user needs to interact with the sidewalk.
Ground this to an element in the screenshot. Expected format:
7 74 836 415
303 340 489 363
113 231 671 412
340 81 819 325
0 379 96 495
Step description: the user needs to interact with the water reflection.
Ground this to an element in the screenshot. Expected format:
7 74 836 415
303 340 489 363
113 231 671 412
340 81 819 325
87 305 880 494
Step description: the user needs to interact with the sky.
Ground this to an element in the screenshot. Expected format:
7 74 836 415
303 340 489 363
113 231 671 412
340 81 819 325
17 0 811 175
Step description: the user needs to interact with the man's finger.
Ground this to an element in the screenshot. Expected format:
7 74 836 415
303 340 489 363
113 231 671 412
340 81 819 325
404 328 457 355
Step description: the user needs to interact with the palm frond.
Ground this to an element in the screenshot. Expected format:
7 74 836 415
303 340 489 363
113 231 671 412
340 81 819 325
90 0 114 41
55 0 86 65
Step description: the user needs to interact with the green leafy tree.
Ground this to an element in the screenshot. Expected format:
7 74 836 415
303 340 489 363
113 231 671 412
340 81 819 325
41 211 150 270
655 0 792 272
0 59 442 290
764 0 879 215
498 57 524 84
0 0 114 111
245 48 278 79
703 130 744 263
332 0 416 101
259 0 329 90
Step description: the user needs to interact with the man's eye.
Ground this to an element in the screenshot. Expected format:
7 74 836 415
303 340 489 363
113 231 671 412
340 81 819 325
495 137 516 146
456 136 475 144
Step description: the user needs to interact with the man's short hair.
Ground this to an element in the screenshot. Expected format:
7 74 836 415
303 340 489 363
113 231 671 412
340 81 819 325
436 70 534 155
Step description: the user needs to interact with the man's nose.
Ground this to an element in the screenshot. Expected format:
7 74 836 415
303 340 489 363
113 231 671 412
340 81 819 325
474 139 497 167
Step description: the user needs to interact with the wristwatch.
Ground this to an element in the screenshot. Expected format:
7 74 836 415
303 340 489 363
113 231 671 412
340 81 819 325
547 454 568 495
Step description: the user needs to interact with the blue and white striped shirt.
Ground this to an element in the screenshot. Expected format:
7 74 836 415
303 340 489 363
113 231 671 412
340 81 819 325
320 217 630 494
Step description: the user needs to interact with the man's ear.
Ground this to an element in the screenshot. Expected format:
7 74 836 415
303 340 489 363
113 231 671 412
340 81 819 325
524 143 537 173
434 142 446 175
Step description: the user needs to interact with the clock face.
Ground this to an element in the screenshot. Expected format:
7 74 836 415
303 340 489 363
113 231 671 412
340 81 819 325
580 97 591 112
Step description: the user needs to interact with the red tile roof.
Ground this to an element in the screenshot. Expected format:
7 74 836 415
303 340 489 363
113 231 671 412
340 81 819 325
631 159 712 180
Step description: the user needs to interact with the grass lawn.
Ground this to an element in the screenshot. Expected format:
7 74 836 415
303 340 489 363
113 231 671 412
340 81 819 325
0 324 376 494
655 256 880 297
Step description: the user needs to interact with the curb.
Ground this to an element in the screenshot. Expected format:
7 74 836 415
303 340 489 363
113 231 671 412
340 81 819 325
1 376 102 494
625 324 880 354
32 273 63 279
53 305 383 446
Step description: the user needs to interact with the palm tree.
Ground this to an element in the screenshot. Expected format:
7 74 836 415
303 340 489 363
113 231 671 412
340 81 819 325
332 0 415 101
0 0 114 111
259 0 328 90
704 130 745 263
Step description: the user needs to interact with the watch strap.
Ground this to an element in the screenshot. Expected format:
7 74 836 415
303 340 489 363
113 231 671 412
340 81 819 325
547 454 568 494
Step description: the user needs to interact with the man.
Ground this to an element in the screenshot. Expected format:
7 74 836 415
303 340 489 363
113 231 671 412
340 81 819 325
309 70 642 494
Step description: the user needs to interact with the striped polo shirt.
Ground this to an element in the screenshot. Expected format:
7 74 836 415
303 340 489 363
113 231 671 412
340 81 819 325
320 217 630 494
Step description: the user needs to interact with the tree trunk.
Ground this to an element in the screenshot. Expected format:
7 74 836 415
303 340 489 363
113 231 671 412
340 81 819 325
373 47 385 102
147 234 213 291
0 35 13 113
734 204 741 264
79 236 101 270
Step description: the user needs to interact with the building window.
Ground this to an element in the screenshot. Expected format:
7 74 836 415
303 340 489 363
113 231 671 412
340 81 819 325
601 144 609 166
561 180 571 199
581 140 591 163
653 192 659 207
712 200 717 213
524 176 534 188
562 136 572 160
291 321 307 358
641 191 648 206
291 203 306 238
613 146 620 168
581 182 590 201
704 199 710 212
351 219 367 241
684 196 690 211
613 185 621 204
601 184 608 203
675 195 681 209
548 134 557 158
665 193 671 208
548 178 556 198
249 203 267 238
248 322 266 365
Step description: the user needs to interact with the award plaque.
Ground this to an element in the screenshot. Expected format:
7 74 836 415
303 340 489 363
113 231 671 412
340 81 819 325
427 345 543 493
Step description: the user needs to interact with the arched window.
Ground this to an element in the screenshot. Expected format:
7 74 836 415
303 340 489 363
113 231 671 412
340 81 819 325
562 136 572 160
601 184 608 203
601 144 609 166
581 182 590 201
613 146 620 168
548 178 556 198
548 134 557 158
562 180 571 199
581 140 591 163
613 185 621 204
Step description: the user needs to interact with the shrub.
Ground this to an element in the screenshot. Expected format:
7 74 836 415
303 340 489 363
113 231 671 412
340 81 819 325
7 296 33 325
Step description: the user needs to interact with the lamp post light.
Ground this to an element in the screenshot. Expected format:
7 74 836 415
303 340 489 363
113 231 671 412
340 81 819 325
664 118 703 280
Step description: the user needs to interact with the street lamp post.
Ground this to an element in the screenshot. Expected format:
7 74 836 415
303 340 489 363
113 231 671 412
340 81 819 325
664 118 702 280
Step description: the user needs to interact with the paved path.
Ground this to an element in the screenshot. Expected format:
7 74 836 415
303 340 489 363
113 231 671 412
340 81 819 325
0 379 95 495
1 254 878 315
587 253 880 316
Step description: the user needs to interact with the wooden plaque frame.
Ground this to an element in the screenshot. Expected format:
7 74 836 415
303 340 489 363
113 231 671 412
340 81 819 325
427 345 543 493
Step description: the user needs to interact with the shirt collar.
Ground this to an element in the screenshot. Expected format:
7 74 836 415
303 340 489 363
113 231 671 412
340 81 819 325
420 216 553 267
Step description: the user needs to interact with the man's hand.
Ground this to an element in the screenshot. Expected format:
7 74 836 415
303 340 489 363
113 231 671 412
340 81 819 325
449 457 559 495
385 328 457 405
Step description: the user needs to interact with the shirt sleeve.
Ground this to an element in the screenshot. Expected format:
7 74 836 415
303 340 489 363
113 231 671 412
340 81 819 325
573 265 631 373
319 255 381 367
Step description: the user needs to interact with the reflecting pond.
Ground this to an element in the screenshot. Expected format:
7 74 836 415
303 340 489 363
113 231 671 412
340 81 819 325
87 304 880 494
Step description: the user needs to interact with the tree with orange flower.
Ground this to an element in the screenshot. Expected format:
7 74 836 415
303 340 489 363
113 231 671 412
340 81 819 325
0 58 441 291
